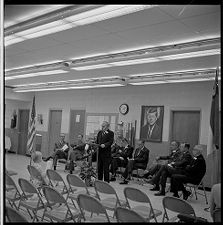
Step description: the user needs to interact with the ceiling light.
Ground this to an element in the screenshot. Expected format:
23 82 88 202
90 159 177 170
5 69 68 80
73 63 112 71
5 5 154 46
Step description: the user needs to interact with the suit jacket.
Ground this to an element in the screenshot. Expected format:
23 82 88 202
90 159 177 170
120 145 134 160
133 146 150 169
54 140 69 153
141 123 161 141
173 150 193 169
185 154 206 184
159 149 181 163
96 129 114 158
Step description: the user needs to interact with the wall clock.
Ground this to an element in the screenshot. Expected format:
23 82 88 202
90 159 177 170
119 103 129 115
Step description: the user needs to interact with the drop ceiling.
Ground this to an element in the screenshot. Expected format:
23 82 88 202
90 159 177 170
4 4 221 91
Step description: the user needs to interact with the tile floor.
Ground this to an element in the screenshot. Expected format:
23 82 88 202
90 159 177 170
4 153 213 222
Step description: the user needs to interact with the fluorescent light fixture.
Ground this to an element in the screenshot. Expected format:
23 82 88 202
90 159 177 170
5 5 154 46
71 48 220 70
4 35 27 46
14 83 124 92
65 5 154 25
130 81 167 85
5 69 68 80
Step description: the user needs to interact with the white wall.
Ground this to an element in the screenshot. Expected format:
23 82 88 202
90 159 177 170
32 80 214 145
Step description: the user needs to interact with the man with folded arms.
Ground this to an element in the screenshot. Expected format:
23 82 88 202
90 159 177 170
119 139 149 185
147 143 192 196
171 144 206 200
110 138 134 181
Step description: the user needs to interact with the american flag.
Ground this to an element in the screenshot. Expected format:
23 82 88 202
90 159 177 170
27 96 36 155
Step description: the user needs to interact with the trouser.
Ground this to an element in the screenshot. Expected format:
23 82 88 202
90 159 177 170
152 164 184 192
52 150 68 168
110 157 127 176
97 154 111 183
69 150 84 172
122 159 146 179
144 164 162 178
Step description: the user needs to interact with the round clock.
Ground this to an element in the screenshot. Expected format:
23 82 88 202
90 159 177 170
119 103 129 115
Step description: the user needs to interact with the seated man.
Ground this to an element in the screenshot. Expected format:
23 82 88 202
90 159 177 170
119 139 149 185
171 144 206 199
147 143 192 196
110 138 134 181
143 141 180 179
44 133 69 170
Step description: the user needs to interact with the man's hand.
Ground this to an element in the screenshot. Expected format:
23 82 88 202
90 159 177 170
119 157 124 160
118 149 122 153
155 156 160 161
100 144 105 148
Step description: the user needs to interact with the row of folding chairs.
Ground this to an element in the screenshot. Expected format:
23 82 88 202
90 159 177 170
5 167 207 222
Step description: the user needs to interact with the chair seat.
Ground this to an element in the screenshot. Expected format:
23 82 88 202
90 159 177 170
68 190 87 200
132 205 162 220
19 197 44 210
83 214 117 222
6 190 20 201
44 205 80 222
101 197 118 209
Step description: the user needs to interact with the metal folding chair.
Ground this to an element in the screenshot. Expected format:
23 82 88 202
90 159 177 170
77 193 115 222
213 208 221 222
115 206 146 222
41 186 81 222
66 173 97 208
124 186 162 222
94 179 127 217
5 206 28 222
18 178 45 222
46 169 68 195
5 173 21 210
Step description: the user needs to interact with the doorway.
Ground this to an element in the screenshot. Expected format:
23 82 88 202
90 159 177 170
18 109 29 155
48 110 62 155
169 110 201 149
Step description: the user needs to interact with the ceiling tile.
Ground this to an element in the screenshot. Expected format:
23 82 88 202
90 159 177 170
158 5 220 19
94 7 175 33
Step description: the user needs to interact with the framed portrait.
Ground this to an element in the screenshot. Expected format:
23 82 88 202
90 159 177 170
140 106 164 142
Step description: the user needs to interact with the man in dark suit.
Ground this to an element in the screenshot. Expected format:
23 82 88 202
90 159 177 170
171 144 206 199
44 133 69 170
110 138 134 181
96 121 114 183
120 139 149 184
141 107 162 141
147 143 192 196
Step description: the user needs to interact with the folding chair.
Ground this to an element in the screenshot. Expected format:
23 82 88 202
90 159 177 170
5 206 28 222
94 179 127 217
41 186 81 222
115 206 146 222
124 186 162 222
162 196 196 222
46 169 68 195
18 178 45 222
213 208 221 222
184 179 208 204
77 193 115 222
27 165 47 195
5 173 22 210
66 174 97 208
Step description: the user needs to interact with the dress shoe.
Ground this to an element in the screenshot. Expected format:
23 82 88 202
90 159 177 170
183 190 191 200
146 179 154 185
154 191 165 196
150 186 160 191
119 180 128 185
110 177 116 182
173 193 180 198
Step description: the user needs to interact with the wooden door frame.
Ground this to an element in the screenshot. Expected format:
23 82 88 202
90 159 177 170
47 108 63 153
69 108 86 143
169 107 202 144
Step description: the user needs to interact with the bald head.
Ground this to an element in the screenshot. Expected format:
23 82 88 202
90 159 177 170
101 121 110 131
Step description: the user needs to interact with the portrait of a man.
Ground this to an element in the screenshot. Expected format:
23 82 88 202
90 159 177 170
140 106 164 142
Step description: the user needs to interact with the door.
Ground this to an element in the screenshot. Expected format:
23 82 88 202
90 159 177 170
69 110 86 145
170 110 200 149
48 110 62 155
18 109 29 155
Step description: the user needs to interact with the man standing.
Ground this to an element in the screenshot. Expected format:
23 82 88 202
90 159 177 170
120 139 149 185
96 121 114 183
